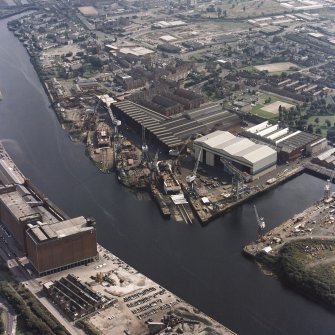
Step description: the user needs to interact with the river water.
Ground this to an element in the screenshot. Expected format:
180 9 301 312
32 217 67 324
0 15 334 335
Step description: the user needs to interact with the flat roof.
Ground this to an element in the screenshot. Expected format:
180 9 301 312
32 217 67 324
28 216 93 243
119 47 154 57
0 190 37 220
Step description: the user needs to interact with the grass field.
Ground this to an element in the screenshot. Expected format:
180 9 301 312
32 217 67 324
308 115 335 137
250 92 296 119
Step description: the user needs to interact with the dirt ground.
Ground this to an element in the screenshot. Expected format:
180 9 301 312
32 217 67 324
78 6 98 16
261 101 294 114
255 62 299 72
42 245 235 335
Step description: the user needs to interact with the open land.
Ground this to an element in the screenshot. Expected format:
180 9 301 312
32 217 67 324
41 244 235 335
254 63 299 73
78 6 98 16
261 101 294 114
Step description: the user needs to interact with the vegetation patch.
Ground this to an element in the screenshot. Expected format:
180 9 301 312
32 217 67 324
256 239 335 309
0 262 69 335
76 319 102 335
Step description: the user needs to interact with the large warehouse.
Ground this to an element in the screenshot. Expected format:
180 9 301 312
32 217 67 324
0 146 98 276
26 217 97 276
194 131 277 177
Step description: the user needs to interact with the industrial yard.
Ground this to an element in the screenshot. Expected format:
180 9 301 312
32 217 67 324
1 0 335 333
42 245 235 335
0 144 237 334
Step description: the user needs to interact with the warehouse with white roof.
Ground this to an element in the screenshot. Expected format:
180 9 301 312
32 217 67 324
194 131 277 177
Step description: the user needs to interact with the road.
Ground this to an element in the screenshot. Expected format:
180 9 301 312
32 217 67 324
0 298 16 335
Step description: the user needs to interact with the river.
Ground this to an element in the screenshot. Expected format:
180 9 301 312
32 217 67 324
0 14 334 335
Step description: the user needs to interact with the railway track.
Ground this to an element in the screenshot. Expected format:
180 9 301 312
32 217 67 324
177 204 193 224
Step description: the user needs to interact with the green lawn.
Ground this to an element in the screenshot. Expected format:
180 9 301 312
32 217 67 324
308 115 335 137
250 92 296 119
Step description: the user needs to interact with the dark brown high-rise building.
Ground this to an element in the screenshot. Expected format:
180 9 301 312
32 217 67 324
0 145 98 276
26 217 98 276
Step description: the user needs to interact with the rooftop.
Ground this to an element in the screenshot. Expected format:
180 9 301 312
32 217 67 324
0 190 38 221
195 131 276 165
27 216 93 243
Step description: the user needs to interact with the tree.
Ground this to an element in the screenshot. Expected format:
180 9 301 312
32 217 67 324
314 117 319 124
307 124 314 133
315 128 321 135
325 119 331 127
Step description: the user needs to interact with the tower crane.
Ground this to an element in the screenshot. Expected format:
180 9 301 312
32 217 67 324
107 105 122 152
324 167 335 200
254 205 266 237
186 148 202 194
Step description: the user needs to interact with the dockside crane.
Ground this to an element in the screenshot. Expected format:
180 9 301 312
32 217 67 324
220 157 250 200
169 135 192 157
186 148 202 195
150 149 159 179
324 167 335 200
254 205 266 237
141 125 150 163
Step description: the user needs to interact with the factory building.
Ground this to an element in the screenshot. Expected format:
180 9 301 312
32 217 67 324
194 131 277 177
244 121 326 162
26 217 97 276
0 145 98 276
312 148 335 169
0 184 42 249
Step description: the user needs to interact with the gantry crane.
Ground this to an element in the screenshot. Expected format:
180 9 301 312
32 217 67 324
186 148 202 195
220 157 250 200
254 205 266 237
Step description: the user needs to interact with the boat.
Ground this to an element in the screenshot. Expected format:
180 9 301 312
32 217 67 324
150 183 171 218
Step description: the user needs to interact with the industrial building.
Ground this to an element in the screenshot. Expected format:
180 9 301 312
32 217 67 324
0 184 43 248
26 217 97 276
0 145 98 276
312 148 335 169
111 100 240 151
44 274 113 320
194 131 277 177
244 121 325 162
111 100 184 150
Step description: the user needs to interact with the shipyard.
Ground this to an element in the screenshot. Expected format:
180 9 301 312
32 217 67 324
3 0 335 227
0 144 236 335
1 0 335 333
3 0 334 224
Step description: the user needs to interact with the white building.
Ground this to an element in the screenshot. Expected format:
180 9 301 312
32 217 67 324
194 131 277 177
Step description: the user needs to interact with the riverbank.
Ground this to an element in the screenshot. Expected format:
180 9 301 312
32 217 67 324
0 144 236 335
1 10 335 335
243 193 335 310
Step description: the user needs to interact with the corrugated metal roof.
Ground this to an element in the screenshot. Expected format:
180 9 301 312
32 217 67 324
195 131 276 165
